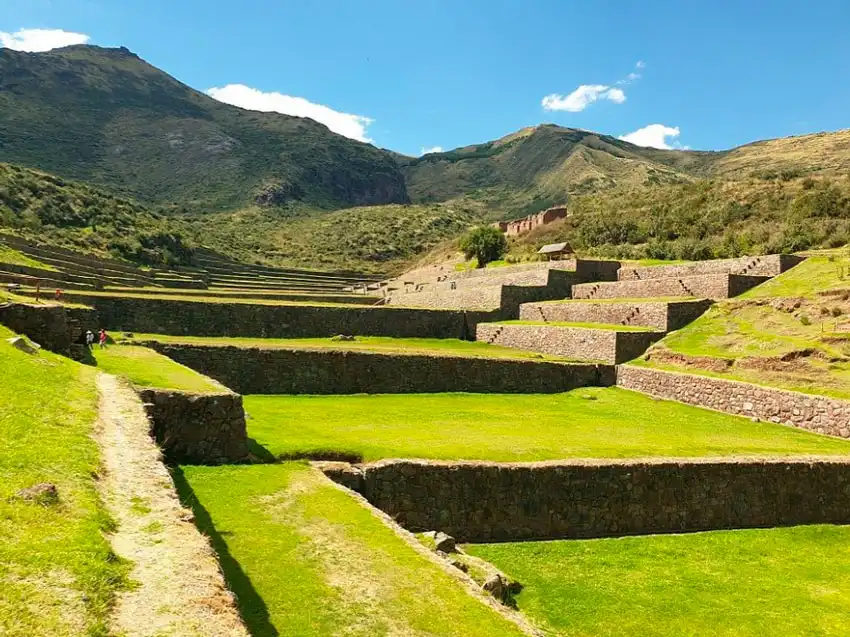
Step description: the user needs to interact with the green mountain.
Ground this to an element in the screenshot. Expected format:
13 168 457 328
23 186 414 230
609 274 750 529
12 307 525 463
0 45 408 211
400 124 850 217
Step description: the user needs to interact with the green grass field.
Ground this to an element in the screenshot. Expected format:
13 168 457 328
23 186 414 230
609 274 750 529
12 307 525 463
743 252 850 298
176 463 525 636
467 525 850 636
497 320 659 332
0 325 127 636
130 333 571 361
245 388 850 462
93 345 224 393
0 245 58 271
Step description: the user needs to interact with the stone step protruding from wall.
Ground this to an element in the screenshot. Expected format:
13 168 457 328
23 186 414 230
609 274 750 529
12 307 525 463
617 254 804 281
137 388 249 464
519 299 714 332
476 322 664 364
572 274 770 301
319 457 850 542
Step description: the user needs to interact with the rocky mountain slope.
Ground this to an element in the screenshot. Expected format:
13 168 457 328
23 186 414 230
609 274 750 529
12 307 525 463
0 45 408 211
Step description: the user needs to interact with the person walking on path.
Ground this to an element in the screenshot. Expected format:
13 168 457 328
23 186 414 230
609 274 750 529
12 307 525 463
99 328 108 349
85 330 95 349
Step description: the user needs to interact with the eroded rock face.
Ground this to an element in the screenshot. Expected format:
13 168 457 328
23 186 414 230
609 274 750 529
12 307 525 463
254 181 305 207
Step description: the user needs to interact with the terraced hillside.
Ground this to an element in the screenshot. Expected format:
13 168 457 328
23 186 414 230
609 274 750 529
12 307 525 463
6 248 850 635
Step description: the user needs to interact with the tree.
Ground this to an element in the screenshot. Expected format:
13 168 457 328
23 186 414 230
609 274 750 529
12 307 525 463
459 226 507 267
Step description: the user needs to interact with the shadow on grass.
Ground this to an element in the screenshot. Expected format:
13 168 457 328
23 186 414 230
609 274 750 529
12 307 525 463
170 466 279 637
276 449 364 464
247 437 277 463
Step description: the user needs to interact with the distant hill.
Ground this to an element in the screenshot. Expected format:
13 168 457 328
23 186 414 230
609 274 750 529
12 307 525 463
401 124 850 218
0 45 408 211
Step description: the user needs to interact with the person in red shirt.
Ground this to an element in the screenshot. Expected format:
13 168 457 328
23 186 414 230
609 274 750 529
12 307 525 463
98 329 108 349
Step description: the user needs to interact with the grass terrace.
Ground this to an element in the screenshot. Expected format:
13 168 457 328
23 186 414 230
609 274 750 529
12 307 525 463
0 244 58 271
92 345 225 393
245 388 850 463
743 251 850 298
467 525 850 636
175 463 526 636
130 333 574 361
20 288 376 308
0 325 128 635
496 320 659 332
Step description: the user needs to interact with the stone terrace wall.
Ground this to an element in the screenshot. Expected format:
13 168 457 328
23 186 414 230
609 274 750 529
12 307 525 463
618 254 804 281
0 302 98 358
477 323 662 364
617 365 850 438
519 299 713 331
323 457 850 542
572 274 769 300
390 285 506 311
69 294 486 339
137 388 249 464
148 343 614 394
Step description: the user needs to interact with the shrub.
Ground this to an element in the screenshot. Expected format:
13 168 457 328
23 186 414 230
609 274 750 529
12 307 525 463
800 314 811 326
459 226 507 268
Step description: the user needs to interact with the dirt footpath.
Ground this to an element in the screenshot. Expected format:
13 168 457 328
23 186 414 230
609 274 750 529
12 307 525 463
95 374 248 637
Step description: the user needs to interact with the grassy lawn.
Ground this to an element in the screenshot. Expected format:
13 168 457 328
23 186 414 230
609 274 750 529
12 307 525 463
0 245 58 271
466 525 850 636
0 325 127 636
743 252 850 298
498 320 658 332
92 345 224 393
130 333 572 361
245 388 850 462
175 463 525 637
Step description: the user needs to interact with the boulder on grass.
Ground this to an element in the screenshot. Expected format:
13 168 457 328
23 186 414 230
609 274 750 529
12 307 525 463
7 336 40 355
16 482 59 506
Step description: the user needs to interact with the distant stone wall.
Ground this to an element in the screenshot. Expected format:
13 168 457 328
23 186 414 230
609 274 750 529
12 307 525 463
148 343 614 394
616 365 850 438
390 285 506 311
477 323 662 364
0 302 98 359
322 457 850 542
572 274 769 300
617 254 804 281
63 294 484 339
137 388 249 464
519 299 713 331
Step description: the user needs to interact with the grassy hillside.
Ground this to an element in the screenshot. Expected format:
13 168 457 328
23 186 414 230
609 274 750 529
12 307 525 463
0 162 194 267
0 45 407 212
504 174 850 262
402 125 694 216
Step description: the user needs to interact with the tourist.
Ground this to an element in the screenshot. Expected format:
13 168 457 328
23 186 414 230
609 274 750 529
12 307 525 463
85 330 95 349
98 328 108 349
54 288 63 301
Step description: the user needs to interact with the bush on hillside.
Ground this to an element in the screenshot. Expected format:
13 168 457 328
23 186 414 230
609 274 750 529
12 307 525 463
459 226 507 268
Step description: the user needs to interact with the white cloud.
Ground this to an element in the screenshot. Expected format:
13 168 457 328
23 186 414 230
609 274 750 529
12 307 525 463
207 84 374 143
420 146 443 155
542 84 627 112
0 28 90 52
636 60 646 69
619 124 682 150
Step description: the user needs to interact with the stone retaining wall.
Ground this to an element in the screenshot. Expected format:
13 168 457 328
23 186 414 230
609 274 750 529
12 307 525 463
617 254 804 281
476 323 663 364
137 388 249 464
321 457 850 542
519 299 713 331
63 293 490 339
572 274 769 300
616 365 850 438
0 302 98 359
148 343 614 394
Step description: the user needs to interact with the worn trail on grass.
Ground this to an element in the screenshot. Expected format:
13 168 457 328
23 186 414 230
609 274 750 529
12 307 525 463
94 374 248 637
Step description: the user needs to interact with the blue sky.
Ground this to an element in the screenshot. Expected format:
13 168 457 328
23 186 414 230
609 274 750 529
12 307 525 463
2 0 849 155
